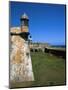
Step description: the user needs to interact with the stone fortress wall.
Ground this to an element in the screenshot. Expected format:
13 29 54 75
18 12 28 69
10 13 34 83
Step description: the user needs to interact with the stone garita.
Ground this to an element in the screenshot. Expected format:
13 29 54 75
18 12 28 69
9 13 34 83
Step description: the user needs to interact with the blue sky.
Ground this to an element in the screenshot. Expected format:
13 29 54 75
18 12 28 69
10 1 66 45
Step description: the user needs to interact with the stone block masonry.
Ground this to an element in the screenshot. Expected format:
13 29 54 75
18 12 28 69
10 35 34 82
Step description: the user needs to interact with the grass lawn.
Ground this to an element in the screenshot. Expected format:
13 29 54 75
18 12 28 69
10 52 66 88
31 52 66 86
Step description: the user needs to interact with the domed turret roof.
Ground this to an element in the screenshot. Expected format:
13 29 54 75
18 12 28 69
21 13 29 20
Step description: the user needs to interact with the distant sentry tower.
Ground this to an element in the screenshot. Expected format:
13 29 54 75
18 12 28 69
20 13 29 40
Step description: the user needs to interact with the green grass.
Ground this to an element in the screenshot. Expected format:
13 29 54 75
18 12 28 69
31 52 66 86
10 52 66 88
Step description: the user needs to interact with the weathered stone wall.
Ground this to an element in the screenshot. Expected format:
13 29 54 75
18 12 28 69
10 35 34 82
45 48 66 59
